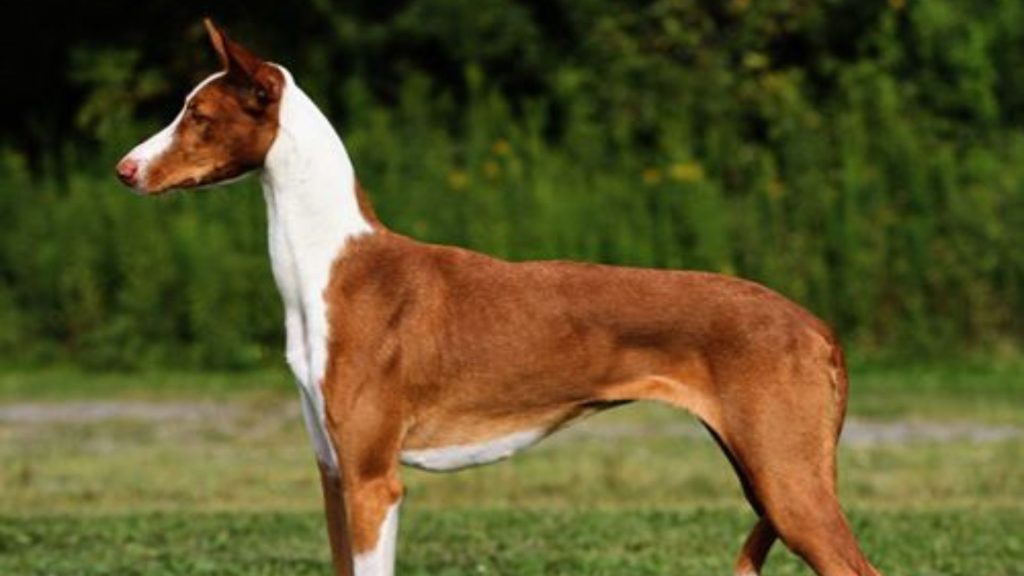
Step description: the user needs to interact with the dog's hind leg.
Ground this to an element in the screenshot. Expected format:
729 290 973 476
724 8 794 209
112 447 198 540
734 517 777 575
708 346 881 576
703 421 777 575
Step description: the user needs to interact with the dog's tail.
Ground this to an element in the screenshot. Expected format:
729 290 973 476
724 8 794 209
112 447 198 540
827 334 850 442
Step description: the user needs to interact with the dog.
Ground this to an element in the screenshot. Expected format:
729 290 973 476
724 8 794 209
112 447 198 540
116 19 881 576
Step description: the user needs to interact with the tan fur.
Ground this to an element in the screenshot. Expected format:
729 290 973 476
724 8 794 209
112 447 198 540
736 517 777 575
319 230 880 575
140 21 283 194
324 230 833 450
123 21 882 576
318 462 354 576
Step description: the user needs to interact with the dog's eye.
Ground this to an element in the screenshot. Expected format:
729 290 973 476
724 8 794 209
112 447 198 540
184 101 207 120
189 107 212 124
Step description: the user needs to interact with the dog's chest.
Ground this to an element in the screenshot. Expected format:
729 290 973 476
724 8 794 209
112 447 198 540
264 192 343 468
266 196 321 315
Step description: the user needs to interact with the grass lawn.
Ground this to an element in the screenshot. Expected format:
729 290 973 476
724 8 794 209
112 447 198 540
1 508 1020 575
1 361 1021 574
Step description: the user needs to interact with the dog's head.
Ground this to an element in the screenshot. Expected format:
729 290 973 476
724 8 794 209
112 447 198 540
116 19 284 195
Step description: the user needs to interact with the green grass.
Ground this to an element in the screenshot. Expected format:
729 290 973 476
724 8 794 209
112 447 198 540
0 368 293 401
4 409 1020 514
1 508 1020 575
1 363 1021 574
845 360 1024 424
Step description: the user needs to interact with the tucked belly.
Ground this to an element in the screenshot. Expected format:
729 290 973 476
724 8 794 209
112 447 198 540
397 384 620 473
400 428 546 472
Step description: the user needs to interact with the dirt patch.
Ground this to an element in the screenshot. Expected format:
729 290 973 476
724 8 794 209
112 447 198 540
0 401 237 424
840 419 1021 445
554 418 1023 446
0 400 1019 446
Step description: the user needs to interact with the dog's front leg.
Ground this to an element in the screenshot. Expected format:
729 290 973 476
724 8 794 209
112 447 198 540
287 308 335 467
319 462 402 576
317 441 402 576
343 472 402 576
323 380 404 576
285 309 357 574
318 462 355 576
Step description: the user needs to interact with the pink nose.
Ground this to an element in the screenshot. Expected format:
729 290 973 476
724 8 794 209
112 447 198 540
116 158 139 185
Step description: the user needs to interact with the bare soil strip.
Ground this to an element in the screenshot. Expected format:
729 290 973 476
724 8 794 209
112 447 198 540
1 400 1019 445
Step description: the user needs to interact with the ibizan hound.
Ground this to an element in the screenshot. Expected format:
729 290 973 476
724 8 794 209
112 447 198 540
116 19 882 576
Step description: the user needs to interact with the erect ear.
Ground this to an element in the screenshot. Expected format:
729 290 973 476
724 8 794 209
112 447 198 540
204 18 230 70
203 18 282 105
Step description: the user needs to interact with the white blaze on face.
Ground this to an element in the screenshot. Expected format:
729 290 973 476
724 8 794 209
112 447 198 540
123 121 178 190
120 72 225 190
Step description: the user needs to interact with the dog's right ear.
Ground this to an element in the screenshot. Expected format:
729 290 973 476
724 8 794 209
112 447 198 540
203 18 262 79
202 18 282 106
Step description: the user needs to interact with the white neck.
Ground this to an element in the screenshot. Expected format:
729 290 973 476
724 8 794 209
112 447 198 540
261 67 373 265
259 66 373 468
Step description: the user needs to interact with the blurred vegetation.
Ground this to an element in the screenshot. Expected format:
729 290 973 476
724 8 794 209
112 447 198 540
1 0 1021 369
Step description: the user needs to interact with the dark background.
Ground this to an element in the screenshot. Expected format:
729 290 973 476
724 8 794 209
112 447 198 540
1 0 1021 369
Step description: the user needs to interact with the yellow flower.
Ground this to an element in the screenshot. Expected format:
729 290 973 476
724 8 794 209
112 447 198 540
743 52 769 71
669 162 705 183
805 111 822 129
483 160 500 180
448 170 469 190
491 139 511 156
642 168 663 186
767 178 784 199
888 0 905 11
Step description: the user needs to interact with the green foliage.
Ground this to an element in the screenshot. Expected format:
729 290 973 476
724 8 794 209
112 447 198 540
0 149 279 369
0 0 1021 369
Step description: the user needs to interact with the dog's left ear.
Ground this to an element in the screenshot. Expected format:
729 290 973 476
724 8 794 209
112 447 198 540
204 18 231 70
203 18 282 105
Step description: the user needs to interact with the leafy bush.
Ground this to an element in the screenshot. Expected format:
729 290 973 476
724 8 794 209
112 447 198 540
0 0 1020 368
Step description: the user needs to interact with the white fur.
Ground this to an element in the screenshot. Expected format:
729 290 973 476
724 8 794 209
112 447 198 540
353 500 401 576
123 73 226 190
400 429 546 472
260 66 374 470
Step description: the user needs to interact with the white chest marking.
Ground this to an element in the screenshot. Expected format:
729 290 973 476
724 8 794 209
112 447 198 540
259 65 373 471
353 500 401 576
400 429 546 472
